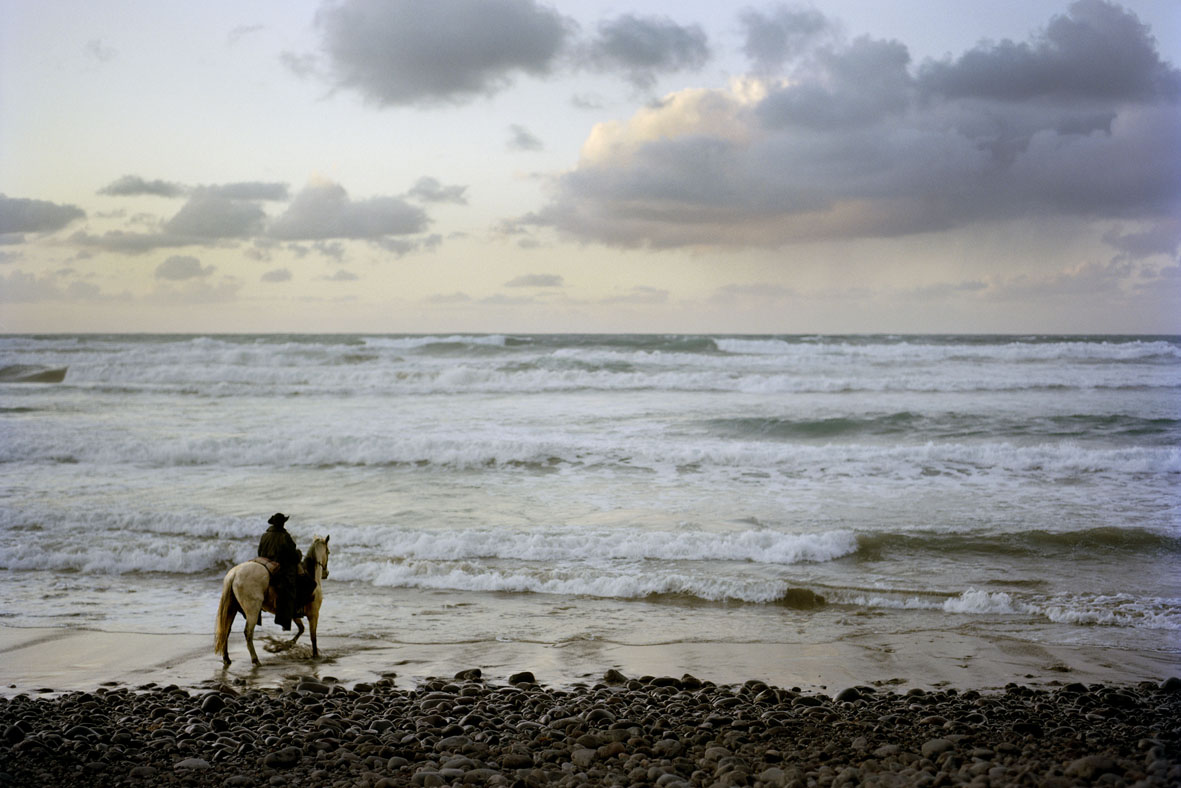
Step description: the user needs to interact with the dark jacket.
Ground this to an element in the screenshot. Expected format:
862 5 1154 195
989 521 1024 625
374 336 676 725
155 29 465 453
259 525 300 567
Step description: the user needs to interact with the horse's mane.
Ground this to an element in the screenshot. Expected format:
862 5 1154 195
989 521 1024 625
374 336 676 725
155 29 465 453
302 536 326 575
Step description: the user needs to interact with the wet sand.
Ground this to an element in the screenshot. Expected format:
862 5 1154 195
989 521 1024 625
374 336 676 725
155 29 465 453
2 624 1177 697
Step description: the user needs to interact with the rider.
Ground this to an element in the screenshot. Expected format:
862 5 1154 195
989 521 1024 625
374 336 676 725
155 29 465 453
258 512 301 631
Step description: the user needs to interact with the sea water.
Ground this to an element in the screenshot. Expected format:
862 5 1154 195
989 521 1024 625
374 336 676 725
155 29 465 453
1 335 1178 666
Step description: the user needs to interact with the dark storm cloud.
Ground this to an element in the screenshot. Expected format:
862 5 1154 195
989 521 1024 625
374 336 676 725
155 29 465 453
266 181 429 240
535 1 1181 249
585 14 710 89
314 0 572 106
98 175 188 198
739 4 834 74
0 194 86 234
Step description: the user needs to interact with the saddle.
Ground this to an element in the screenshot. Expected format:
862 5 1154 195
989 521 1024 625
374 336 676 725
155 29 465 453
250 556 281 575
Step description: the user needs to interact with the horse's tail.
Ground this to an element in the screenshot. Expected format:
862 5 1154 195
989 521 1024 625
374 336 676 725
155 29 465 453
213 569 239 655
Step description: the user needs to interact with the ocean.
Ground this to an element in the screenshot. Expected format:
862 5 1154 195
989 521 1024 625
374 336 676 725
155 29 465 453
1 334 1178 676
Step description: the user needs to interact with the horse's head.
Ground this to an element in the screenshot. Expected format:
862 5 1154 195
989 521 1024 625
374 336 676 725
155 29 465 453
309 534 330 579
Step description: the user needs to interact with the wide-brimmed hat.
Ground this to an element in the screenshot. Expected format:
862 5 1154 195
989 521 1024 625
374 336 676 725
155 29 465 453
268 513 289 527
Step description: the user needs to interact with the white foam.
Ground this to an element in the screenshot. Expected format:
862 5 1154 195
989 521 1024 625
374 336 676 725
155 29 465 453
347 528 859 565
337 560 794 603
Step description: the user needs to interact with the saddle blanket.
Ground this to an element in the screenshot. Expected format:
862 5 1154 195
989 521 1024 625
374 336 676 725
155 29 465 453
250 556 280 575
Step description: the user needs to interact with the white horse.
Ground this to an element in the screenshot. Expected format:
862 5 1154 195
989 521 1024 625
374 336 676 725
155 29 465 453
214 535 330 666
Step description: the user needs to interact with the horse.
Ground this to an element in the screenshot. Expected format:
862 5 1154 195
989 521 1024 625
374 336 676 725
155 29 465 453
214 535 330 666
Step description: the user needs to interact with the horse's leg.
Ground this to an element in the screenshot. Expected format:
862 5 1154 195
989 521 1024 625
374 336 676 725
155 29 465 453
242 589 263 666
309 605 319 659
244 614 261 666
290 616 304 646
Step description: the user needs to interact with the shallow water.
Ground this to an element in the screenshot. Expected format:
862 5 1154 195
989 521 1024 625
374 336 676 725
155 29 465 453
1 334 1178 665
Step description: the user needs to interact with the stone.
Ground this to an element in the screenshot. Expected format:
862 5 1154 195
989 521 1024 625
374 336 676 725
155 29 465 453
262 746 302 769
508 671 536 685
603 669 627 684
835 687 862 702
921 738 955 759
201 693 227 713
571 748 596 768
174 757 212 770
501 753 534 769
1065 755 1121 780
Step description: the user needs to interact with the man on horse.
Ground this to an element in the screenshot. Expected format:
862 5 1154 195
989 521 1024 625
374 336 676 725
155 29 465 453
258 513 301 630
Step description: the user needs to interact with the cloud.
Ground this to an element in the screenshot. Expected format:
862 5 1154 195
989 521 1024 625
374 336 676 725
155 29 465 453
739 5 835 74
602 285 669 304
710 283 796 304
507 124 544 152
280 51 319 79
986 257 1136 300
97 176 287 201
98 175 187 198
917 0 1180 102
313 0 573 106
85 39 117 64
0 270 128 303
374 233 443 257
505 273 563 287
1102 219 1181 258
164 190 267 238
228 24 264 46
147 280 242 304
0 194 86 234
207 182 290 201
261 268 292 282
585 14 710 89
155 255 214 280
267 180 429 240
535 2 1181 249
407 177 468 204
322 269 358 281
425 291 471 303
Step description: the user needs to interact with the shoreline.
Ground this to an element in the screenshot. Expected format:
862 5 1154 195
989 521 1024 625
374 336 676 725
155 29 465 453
2 624 1177 698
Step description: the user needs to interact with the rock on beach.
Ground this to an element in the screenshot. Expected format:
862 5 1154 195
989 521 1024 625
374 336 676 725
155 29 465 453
0 675 1178 786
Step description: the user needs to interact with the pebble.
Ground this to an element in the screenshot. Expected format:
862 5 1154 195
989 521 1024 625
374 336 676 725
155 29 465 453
0 677 1175 787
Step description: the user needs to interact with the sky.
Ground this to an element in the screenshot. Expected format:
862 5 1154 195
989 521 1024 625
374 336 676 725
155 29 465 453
1 0 1179 334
